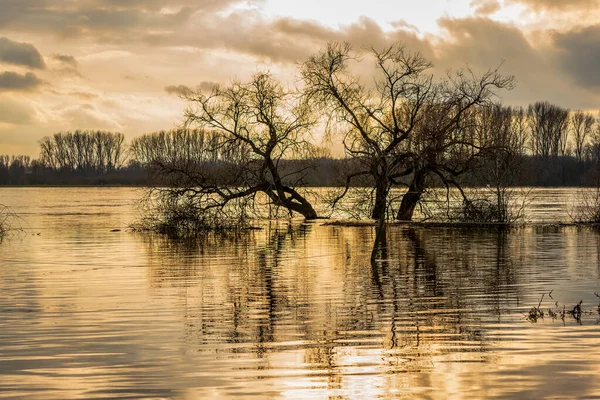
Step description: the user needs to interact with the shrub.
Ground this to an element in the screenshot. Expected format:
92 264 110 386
571 187 600 223
0 205 19 238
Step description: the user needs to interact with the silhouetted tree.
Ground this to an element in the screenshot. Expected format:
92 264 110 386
39 130 125 174
134 73 319 234
528 101 570 158
301 42 514 221
182 72 319 220
464 105 528 222
571 110 595 162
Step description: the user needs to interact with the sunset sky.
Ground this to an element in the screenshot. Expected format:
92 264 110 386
0 0 599 156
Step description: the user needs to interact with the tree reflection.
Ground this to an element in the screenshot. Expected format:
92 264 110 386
140 223 524 384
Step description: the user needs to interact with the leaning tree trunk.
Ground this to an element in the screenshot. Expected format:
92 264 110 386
283 192 319 220
266 185 319 220
396 173 426 221
265 158 319 220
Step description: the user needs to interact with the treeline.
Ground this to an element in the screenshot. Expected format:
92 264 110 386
0 130 140 185
39 130 125 174
1 103 600 187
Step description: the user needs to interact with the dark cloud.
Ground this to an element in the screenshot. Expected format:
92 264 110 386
0 37 46 69
88 0 249 11
271 18 339 42
198 81 218 93
165 84 192 96
51 54 81 77
52 54 78 69
552 24 600 88
437 17 542 70
165 81 217 96
507 0 600 11
435 17 600 109
0 0 249 39
0 71 44 91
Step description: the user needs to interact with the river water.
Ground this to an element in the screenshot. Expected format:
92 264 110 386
1 187 600 399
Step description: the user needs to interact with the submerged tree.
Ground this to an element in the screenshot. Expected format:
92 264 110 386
183 72 319 220
301 42 514 221
459 105 528 223
135 72 320 234
131 128 258 233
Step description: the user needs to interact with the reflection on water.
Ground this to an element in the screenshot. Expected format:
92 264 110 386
1 188 600 398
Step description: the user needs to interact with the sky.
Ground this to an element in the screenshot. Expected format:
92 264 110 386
0 0 599 156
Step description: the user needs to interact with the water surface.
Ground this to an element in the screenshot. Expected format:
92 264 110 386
1 187 600 399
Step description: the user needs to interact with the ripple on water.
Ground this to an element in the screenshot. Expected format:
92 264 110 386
1 187 600 398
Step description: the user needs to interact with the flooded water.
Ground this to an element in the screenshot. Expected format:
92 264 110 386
1 187 600 399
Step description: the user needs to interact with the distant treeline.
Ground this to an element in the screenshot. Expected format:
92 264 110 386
2 153 599 187
2 102 600 187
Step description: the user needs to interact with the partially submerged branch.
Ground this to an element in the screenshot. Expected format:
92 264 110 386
0 205 21 238
570 187 600 224
525 291 598 325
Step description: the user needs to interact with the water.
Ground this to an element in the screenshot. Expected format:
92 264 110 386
1 187 600 399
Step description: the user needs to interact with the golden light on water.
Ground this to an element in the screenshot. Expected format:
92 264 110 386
2 187 600 398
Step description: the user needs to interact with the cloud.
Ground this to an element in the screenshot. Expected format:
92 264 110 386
0 2 426 64
50 54 81 77
0 0 248 40
0 1 427 68
165 81 218 96
434 17 600 109
0 37 46 69
507 0 600 11
194 14 432 63
197 81 218 92
58 103 123 131
470 0 501 16
390 20 420 32
69 91 98 100
165 84 193 96
552 24 600 88
52 54 78 69
0 71 44 92
437 17 542 69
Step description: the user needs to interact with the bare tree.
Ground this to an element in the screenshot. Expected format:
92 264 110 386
158 72 319 223
528 101 570 158
463 105 528 222
39 130 126 174
301 42 514 221
571 110 595 162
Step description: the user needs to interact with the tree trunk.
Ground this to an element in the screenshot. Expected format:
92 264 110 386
370 212 387 261
266 185 319 220
396 173 426 221
285 196 318 219
265 157 318 220
371 178 389 220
